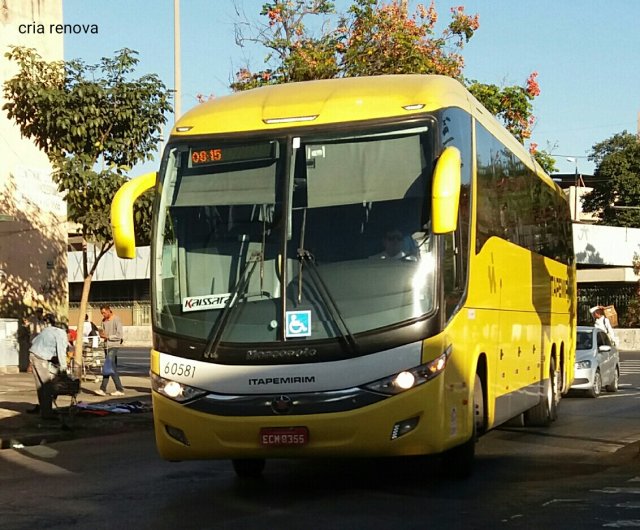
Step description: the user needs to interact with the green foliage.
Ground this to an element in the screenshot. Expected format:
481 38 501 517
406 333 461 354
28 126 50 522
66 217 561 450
2 46 172 245
3 46 171 361
340 0 477 78
232 0 540 143
582 132 640 227
623 252 640 327
533 149 557 175
467 80 536 143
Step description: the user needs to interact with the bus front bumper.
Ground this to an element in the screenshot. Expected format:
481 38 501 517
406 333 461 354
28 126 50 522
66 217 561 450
151 381 471 461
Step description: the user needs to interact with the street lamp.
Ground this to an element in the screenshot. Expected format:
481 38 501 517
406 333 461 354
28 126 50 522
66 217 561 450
566 157 578 221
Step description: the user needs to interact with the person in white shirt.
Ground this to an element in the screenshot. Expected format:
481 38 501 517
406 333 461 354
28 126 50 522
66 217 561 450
82 314 99 349
28 313 69 419
590 306 616 345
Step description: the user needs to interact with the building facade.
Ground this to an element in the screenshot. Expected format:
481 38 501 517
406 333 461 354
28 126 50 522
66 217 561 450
0 1 67 319
554 174 640 326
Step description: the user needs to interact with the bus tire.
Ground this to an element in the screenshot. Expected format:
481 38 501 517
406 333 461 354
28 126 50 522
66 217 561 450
232 458 266 478
442 374 483 479
524 359 558 426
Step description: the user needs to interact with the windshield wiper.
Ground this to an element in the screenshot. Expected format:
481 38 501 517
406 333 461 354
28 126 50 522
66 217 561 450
203 250 262 360
296 248 359 356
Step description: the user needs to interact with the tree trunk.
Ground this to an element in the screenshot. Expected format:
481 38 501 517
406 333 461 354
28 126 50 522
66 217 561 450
73 272 94 376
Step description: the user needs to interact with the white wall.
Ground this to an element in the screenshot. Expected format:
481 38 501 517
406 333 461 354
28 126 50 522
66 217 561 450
68 245 151 282
573 224 640 267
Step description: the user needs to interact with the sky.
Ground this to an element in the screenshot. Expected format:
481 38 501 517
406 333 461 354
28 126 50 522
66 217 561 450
61 0 640 176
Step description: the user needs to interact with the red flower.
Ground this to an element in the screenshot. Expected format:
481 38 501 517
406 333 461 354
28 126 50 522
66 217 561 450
526 71 540 97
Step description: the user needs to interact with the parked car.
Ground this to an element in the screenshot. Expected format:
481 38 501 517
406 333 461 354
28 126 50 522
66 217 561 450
571 326 620 398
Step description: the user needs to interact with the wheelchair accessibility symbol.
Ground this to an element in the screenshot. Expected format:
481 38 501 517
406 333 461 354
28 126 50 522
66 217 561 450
285 310 312 338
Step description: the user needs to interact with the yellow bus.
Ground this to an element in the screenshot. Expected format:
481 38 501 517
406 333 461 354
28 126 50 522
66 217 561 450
112 75 575 478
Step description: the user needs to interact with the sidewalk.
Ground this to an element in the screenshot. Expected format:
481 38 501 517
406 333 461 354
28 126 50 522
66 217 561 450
0 371 153 449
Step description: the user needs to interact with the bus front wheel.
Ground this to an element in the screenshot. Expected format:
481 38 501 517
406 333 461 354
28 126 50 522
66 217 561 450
442 373 484 479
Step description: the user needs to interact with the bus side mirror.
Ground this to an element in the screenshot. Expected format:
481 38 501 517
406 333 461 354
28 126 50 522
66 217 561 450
111 172 157 259
431 146 461 235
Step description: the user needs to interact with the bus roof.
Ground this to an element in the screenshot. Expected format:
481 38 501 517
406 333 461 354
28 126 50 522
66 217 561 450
171 75 469 136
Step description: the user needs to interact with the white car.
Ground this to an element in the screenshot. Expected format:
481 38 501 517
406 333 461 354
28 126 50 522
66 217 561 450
571 326 620 398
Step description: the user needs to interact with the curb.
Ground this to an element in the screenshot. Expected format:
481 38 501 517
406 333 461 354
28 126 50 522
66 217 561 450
0 406 154 449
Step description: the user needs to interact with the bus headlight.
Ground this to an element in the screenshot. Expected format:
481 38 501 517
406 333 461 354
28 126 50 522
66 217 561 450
363 347 451 395
151 372 208 403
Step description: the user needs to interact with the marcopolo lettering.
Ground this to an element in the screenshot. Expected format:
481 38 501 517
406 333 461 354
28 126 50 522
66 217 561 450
248 376 316 386
246 347 317 361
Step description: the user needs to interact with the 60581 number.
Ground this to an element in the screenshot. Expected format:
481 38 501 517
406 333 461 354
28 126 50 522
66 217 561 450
163 362 196 378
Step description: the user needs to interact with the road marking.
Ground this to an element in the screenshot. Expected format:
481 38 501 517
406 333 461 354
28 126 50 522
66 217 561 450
542 498 583 506
592 487 640 495
597 391 640 399
621 360 640 375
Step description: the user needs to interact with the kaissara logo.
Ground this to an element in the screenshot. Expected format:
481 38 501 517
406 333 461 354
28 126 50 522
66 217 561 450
182 293 231 313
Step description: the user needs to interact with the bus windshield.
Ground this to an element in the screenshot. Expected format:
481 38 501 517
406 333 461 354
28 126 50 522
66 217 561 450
153 122 437 345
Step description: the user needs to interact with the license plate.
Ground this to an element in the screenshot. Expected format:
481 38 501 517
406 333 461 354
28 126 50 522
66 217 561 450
260 427 309 447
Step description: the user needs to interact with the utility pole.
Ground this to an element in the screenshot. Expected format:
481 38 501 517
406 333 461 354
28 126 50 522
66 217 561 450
174 0 181 121
567 157 579 221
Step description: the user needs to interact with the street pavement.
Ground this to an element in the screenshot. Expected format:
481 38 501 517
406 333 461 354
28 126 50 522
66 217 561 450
0 370 153 450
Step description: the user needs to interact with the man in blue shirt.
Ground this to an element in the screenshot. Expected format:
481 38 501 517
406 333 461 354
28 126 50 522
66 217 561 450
29 313 69 419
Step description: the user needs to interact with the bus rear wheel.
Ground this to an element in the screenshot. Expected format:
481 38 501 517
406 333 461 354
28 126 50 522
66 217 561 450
232 458 266 478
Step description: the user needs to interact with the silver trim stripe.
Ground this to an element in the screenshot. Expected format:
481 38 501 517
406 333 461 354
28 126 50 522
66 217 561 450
158 341 423 394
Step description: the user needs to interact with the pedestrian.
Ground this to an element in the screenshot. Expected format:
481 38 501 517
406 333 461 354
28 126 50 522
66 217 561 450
82 313 99 349
95 304 125 396
28 313 69 419
17 316 31 373
590 306 616 345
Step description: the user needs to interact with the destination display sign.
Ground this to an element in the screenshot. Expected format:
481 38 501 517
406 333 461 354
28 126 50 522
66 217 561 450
189 142 276 167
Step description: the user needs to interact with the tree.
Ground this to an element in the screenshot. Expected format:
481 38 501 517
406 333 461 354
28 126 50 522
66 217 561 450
624 252 640 327
2 46 172 367
466 72 539 143
339 0 478 78
232 0 548 149
232 0 340 90
528 142 557 175
582 131 640 227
